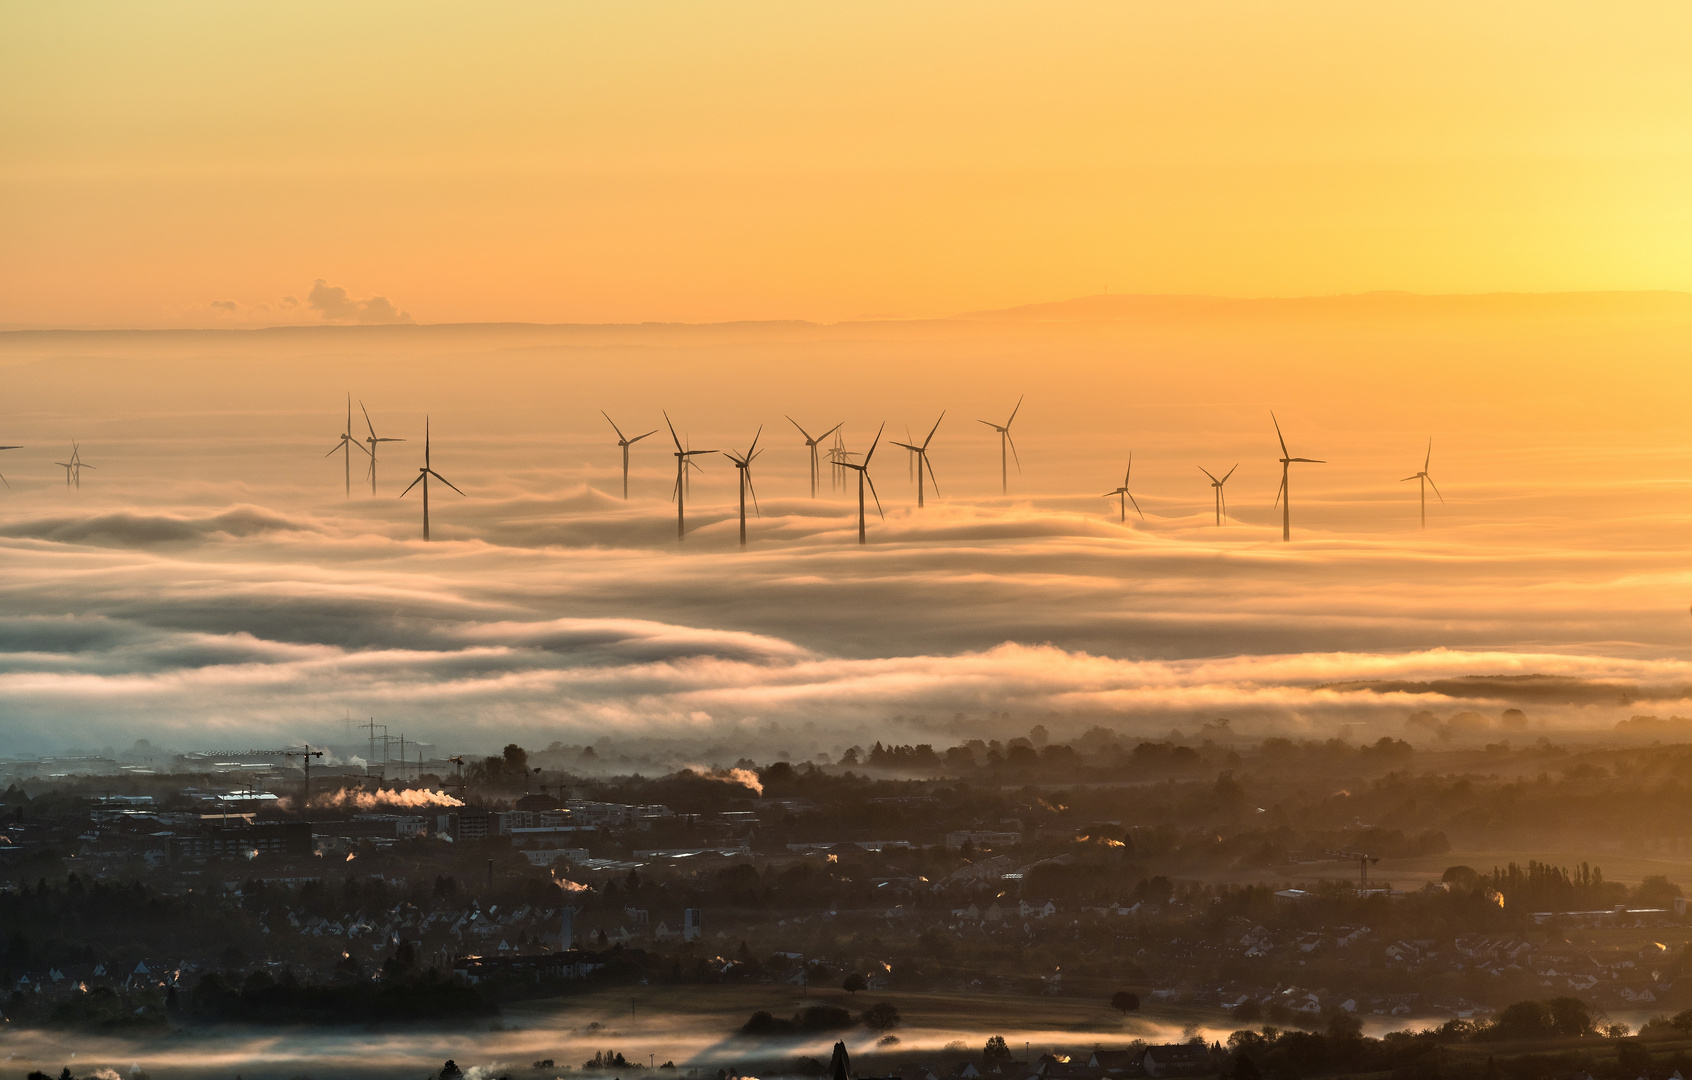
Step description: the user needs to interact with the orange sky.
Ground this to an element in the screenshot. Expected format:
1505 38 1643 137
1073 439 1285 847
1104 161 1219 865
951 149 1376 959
6 2 1692 327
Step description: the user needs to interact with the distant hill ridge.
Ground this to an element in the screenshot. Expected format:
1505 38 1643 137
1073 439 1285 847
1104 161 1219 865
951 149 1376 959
960 289 1692 323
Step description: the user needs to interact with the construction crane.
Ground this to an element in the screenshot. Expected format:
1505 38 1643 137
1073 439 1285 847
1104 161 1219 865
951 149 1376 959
286 744 325 804
448 755 466 795
1326 849 1380 888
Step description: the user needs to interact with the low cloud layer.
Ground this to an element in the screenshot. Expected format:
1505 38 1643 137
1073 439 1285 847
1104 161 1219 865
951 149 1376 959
1 317 1690 758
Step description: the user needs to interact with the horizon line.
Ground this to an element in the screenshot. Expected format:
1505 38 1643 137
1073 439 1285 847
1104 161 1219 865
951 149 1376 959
6 287 1692 335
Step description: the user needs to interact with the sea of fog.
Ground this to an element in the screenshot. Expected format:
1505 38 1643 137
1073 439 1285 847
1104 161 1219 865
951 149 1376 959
2 296 1692 758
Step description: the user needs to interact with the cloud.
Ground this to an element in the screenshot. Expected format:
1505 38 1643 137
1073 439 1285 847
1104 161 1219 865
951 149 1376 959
307 279 413 324
210 300 238 313
0 506 311 547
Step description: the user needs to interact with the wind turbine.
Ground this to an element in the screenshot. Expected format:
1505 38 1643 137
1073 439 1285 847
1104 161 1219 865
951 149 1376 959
602 412 657 499
892 412 944 508
1102 453 1143 522
827 430 858 493
786 417 842 498
0 441 20 488
1271 413 1324 541
55 442 94 489
1199 464 1238 526
360 401 404 496
722 427 763 547
977 394 1023 495
664 412 715 541
398 418 464 541
325 393 370 497
837 423 885 544
1401 438 1443 528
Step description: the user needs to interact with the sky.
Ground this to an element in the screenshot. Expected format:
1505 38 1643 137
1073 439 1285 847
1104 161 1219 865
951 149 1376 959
7 3 1692 326
3 6 1692 759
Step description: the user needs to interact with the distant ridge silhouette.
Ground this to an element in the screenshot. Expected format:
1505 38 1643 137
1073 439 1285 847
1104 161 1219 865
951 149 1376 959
959 290 1692 322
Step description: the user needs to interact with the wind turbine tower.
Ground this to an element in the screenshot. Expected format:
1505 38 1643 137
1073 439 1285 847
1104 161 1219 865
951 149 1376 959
1401 439 1443 528
326 393 371 496
398 418 465 541
837 423 885 544
1199 464 1238 525
1102 453 1143 522
602 412 657 499
722 426 763 547
891 412 944 508
1271 413 1324 541
786 417 842 498
360 401 404 496
664 412 715 541
977 394 1023 495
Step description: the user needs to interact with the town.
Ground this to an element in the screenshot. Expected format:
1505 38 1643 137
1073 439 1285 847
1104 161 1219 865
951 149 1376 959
8 723 1692 1077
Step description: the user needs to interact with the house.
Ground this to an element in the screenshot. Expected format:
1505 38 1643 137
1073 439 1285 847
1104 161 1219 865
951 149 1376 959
1140 1044 1210 1077
1019 899 1057 919
1087 1050 1139 1074
984 902 1005 923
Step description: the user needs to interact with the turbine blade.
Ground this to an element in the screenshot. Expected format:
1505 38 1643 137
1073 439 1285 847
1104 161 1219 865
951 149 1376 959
429 470 466 496
1292 458 1325 464
1127 490 1144 520
863 422 884 466
1199 466 1218 483
325 443 344 457
1273 474 1285 509
923 411 945 447
399 474 424 498
1271 411 1289 457
1401 475 1420 482
1126 450 1132 484
747 425 762 457
866 473 884 519
1006 394 1023 427
361 401 377 441
747 473 761 516
819 422 843 441
601 411 627 442
664 411 684 452
376 437 405 443
890 442 920 452
786 416 814 443
1424 437 1432 472
976 419 997 429
925 454 940 498
1426 475 1445 503
1006 432 1021 470
0 472 8 488
1222 464 1238 482
629 430 658 443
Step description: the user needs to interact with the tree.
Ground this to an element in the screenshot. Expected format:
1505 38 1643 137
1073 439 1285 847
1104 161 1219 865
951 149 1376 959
1547 996 1594 1038
983 1036 1012 1065
861 1001 901 1032
502 744 529 775
842 973 867 997
1232 1058 1261 1080
1111 991 1140 1014
440 1063 463 1080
